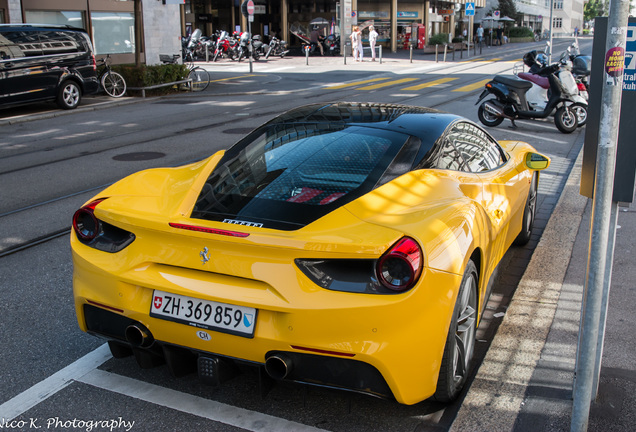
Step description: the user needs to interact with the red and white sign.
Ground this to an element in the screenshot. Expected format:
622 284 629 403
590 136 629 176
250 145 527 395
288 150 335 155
247 0 255 15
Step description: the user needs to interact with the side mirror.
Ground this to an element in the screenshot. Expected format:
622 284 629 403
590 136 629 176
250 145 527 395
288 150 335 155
525 152 550 170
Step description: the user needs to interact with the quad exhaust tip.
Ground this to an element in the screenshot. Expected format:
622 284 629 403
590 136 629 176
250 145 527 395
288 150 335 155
125 324 154 348
265 354 293 380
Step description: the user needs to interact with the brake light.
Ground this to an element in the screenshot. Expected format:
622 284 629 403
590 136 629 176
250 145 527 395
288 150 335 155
169 223 250 238
91 54 97 71
376 237 422 292
73 198 106 241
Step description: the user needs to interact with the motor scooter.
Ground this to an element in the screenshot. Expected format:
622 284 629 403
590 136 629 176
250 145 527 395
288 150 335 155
475 61 579 133
516 51 588 126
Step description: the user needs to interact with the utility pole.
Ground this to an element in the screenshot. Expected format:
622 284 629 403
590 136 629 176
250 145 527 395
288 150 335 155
571 1 631 431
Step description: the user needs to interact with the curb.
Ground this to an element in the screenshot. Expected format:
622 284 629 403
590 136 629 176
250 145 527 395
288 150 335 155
450 146 588 431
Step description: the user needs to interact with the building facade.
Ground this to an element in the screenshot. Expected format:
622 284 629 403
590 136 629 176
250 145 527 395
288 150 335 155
1 0 583 66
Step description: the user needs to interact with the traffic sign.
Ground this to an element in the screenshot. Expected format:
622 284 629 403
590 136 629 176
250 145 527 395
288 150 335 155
494 10 500 18
247 0 254 15
465 2 475 16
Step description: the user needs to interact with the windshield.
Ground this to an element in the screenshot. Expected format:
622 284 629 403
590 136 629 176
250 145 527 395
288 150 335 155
191 123 413 230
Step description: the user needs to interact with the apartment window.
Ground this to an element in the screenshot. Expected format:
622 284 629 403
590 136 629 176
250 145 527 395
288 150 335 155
553 17 562 28
554 0 563 9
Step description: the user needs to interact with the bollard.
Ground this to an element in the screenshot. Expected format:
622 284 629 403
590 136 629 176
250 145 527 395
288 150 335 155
443 44 447 62
474 42 477 56
410 45 413 63
435 44 438 62
480 42 483 55
305 45 309 65
379 45 382 64
206 45 209 62
453 45 455 61
344 44 347 65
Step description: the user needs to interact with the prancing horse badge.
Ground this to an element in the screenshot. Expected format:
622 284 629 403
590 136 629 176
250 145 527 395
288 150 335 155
200 247 210 264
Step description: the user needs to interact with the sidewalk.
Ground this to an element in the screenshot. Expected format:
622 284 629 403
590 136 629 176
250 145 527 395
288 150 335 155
451 149 636 431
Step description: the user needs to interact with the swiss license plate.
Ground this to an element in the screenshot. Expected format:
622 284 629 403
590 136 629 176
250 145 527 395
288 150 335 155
150 290 257 338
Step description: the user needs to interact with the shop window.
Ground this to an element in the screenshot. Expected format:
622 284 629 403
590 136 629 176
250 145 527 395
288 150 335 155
24 10 85 29
91 11 135 54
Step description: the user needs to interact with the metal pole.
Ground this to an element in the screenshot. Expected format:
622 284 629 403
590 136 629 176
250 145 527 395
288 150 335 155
248 21 253 73
379 45 382 64
548 0 554 64
435 44 438 62
571 2 630 431
592 202 619 396
443 44 447 62
410 44 413 63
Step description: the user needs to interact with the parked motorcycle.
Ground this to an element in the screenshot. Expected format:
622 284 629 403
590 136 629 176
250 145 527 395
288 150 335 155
212 31 237 62
476 59 579 134
264 36 289 59
516 50 588 127
237 32 261 62
324 34 341 56
182 28 202 63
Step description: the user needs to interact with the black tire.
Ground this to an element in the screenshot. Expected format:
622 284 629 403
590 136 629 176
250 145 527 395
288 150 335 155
554 106 578 133
434 260 478 402
57 80 81 109
570 103 587 127
514 172 538 246
101 71 126 98
477 101 504 127
187 67 210 92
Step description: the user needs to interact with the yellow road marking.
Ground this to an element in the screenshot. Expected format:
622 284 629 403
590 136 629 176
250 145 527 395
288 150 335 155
402 77 458 91
210 75 254 83
324 78 391 89
358 78 419 90
452 78 491 92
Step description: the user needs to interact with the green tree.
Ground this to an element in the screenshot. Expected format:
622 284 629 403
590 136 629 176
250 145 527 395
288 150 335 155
496 0 519 21
584 0 608 22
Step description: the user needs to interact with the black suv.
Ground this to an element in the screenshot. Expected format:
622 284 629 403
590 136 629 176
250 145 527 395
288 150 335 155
0 24 100 110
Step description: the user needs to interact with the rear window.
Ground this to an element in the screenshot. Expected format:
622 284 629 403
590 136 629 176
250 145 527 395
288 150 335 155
191 123 412 230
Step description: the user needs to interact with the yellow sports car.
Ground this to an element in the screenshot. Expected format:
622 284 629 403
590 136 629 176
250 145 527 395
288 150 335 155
71 102 550 405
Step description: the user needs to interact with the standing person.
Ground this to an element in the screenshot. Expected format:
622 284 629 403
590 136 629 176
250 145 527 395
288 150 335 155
368 25 378 61
310 26 324 55
476 24 484 44
350 26 359 61
356 26 364 61
496 25 503 46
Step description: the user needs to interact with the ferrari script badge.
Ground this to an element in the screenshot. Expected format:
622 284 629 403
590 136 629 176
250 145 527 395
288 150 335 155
200 247 210 264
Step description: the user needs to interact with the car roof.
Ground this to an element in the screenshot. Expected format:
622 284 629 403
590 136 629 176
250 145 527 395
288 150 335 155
0 24 87 33
267 102 462 141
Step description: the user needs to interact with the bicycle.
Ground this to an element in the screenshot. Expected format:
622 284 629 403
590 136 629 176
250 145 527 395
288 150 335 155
98 54 127 98
161 54 210 92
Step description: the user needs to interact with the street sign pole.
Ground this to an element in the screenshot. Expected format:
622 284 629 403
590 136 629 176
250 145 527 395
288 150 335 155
571 0 631 431
247 0 254 73
465 3 474 59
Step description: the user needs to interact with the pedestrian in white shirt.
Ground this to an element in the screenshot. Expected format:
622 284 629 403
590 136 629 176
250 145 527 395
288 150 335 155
368 25 378 61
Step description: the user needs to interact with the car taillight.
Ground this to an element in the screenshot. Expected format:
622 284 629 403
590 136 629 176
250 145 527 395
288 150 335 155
91 54 97 71
73 198 106 241
72 198 136 253
376 237 422 292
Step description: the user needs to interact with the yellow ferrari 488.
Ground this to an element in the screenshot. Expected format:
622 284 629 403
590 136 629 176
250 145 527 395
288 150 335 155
71 102 549 404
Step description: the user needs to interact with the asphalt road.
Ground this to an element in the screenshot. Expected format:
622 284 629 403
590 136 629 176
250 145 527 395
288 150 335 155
0 38 591 432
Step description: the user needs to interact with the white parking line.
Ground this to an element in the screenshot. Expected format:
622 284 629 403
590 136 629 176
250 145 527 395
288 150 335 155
0 344 112 420
78 369 328 432
0 343 327 431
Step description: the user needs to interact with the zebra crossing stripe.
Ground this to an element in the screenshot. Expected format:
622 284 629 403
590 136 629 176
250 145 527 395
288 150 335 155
402 77 458 91
324 78 391 89
358 78 418 90
452 78 491 92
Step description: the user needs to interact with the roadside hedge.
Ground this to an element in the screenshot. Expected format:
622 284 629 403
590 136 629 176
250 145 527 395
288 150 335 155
507 27 534 38
103 63 190 96
429 33 450 46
